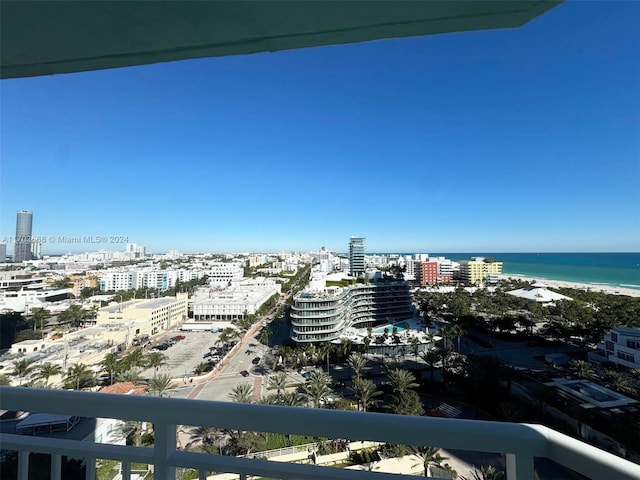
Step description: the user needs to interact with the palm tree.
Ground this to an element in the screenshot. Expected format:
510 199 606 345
148 373 173 397
65 363 93 390
268 371 288 403
304 370 333 408
604 370 636 396
336 338 353 361
421 350 440 383
460 465 505 480
29 307 51 333
387 368 419 395
146 351 168 371
193 362 208 375
9 358 35 386
410 335 421 362
37 362 63 387
186 425 224 454
347 352 367 379
281 391 306 407
101 352 122 385
412 446 448 477
229 383 254 403
318 342 334 372
352 377 381 412
121 348 146 371
118 367 145 385
568 360 596 380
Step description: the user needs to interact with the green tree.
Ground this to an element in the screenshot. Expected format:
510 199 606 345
421 350 440 383
352 377 381 412
347 352 367 379
387 368 419 395
117 367 145 385
268 371 288 403
65 363 93 390
304 369 333 408
148 373 173 397
318 342 334 372
121 348 146 371
9 358 35 386
29 307 51 333
101 352 122 385
229 383 254 403
389 389 425 416
460 465 505 480
412 446 448 477
37 362 63 388
57 304 88 327
568 360 596 380
194 362 209 375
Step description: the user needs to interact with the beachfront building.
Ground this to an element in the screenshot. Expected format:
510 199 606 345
96 293 188 336
589 327 640 370
291 278 414 343
417 260 454 285
191 278 280 320
348 236 365 277
458 258 503 285
506 282 572 304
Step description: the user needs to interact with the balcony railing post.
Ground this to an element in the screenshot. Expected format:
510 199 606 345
86 457 96 480
153 422 176 480
51 453 62 480
506 452 534 480
18 451 29 480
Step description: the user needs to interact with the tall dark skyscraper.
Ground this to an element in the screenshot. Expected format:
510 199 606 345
14 210 33 262
349 236 365 277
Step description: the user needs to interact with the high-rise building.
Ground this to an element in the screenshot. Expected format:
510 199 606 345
348 236 365 277
0 244 6 263
14 210 33 262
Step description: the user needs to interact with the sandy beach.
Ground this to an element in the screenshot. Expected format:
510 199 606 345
504 275 640 298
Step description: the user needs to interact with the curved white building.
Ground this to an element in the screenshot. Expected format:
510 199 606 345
291 281 414 343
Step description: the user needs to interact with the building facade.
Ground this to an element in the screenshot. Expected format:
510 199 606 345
14 210 33 262
96 293 188 336
192 278 280 320
458 258 503 284
291 280 414 343
348 236 365 277
589 327 640 370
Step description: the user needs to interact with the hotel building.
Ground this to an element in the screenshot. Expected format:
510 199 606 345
458 258 503 284
291 279 414 343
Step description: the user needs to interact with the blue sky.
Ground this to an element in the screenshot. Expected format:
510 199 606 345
1 1 639 255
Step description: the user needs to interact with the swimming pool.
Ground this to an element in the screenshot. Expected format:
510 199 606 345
373 323 409 334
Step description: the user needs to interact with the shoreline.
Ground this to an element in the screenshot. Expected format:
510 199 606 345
503 275 640 298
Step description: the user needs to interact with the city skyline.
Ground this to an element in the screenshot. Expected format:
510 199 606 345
1 2 638 254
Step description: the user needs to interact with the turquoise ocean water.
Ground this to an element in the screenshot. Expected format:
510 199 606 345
428 253 640 290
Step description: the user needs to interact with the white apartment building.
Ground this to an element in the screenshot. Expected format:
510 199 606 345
192 278 281 320
205 262 244 285
589 327 640 370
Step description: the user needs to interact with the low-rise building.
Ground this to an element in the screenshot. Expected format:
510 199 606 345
192 278 280 320
96 293 188 336
589 326 640 370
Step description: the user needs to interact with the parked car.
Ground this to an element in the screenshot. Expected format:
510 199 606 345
240 370 250 377
251 357 261 365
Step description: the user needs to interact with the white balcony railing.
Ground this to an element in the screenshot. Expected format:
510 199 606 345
1 386 639 480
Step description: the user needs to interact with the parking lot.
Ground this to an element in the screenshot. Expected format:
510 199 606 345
140 329 225 380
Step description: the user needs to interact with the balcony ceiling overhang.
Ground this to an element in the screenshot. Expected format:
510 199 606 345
1 1 561 79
